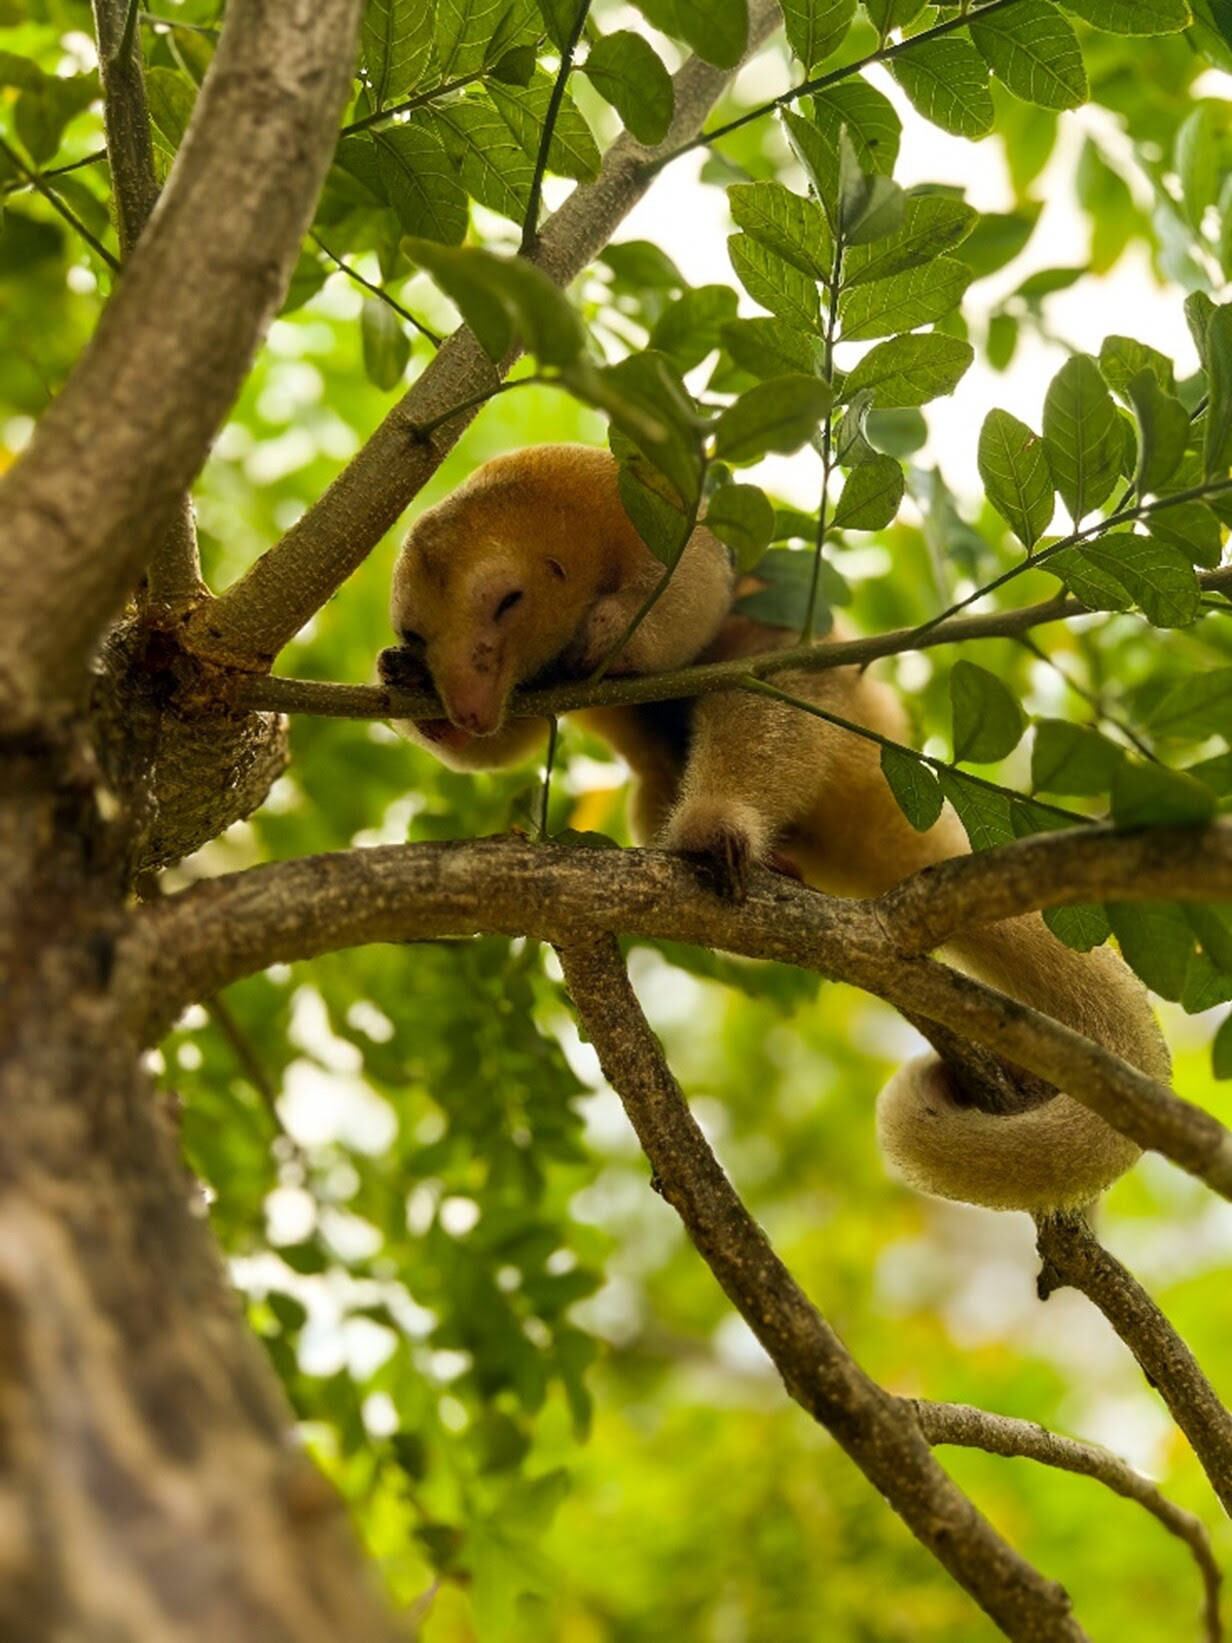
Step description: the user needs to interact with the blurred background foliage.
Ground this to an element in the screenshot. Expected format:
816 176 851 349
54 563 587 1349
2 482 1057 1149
4 0 1232 1637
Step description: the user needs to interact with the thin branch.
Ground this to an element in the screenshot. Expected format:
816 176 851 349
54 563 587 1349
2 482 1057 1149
126 834 1232 1201
1036 1211 1232 1519
907 476 1232 650
0 135 119 270
912 1399 1223 1641
804 227 843 642
521 0 592 254
555 934 1085 1639
0 148 106 198
180 0 785 670
0 0 363 725
311 233 443 346
340 69 488 136
1015 635 1159 764
539 715 559 838
92 0 207 614
231 562 1232 724
740 674 1086 826
409 374 552 439
652 0 1028 172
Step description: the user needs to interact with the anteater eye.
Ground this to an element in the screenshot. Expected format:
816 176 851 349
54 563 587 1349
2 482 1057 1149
400 628 424 647
495 590 523 620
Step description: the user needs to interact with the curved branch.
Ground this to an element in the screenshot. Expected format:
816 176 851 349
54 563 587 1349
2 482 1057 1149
878 824 1232 954
1035 1212 1232 1520
0 0 362 724
556 935 1086 1640
231 562 1232 722
912 1399 1222 1641
125 837 1232 1199
182 0 783 670
92 0 206 614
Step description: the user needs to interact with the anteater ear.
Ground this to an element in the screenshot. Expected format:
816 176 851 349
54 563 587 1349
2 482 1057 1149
546 556 567 580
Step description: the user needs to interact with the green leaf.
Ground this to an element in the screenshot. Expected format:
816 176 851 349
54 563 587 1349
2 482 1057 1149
582 31 674 145
660 0 749 67
1203 303 1232 477
831 455 904 529
705 482 776 569
978 408 1055 549
841 332 973 408
810 80 902 176
1126 371 1189 493
434 99 534 221
721 316 824 380
782 0 855 68
987 313 1019 371
436 0 538 78
1098 335 1176 399
891 37 995 138
1186 290 1216 370
713 375 834 463
957 204 1042 278
1042 353 1122 522
1077 533 1201 627
728 181 832 280
535 0 576 50
951 660 1027 763
1046 545 1134 612
1175 102 1221 229
867 407 927 457
617 463 691 565
1044 902 1112 951
12 70 98 166
843 194 977 287
1106 902 1195 1000
728 234 821 331
405 240 587 365
403 239 511 356
1148 668 1232 738
597 352 705 506
363 0 434 105
1059 0 1191 31
485 75 601 181
1189 905 1232 972
146 67 197 148
360 297 411 389
1031 719 1122 795
1111 759 1217 827
969 0 1087 110
837 134 906 245
375 122 469 245
650 285 739 371
937 768 1015 850
1214 1013 1232 1080
735 548 839 630
838 258 972 341
880 746 944 831
865 0 928 34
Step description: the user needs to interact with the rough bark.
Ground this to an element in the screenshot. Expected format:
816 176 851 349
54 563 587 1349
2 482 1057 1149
129 835 1232 1198
0 0 361 726
556 936 1085 1642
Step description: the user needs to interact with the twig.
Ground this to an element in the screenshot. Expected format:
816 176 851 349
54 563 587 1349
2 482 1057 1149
311 233 443 346
913 1398 1223 1641
521 0 591 254
653 0 1027 172
231 564 1232 725
1015 635 1159 764
0 148 106 198
0 135 119 271
804 228 843 642
539 716 559 838
341 69 487 136
555 934 1085 1639
740 674 1086 826
408 374 551 439
1035 1212 1232 1519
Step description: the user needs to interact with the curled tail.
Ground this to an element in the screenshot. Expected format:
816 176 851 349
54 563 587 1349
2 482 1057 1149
875 916 1170 1213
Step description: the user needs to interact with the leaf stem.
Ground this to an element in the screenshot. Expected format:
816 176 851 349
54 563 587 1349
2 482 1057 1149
539 715 560 838
521 0 592 253
341 69 488 136
0 135 119 270
311 232 443 345
740 674 1087 825
408 373 553 440
803 227 844 642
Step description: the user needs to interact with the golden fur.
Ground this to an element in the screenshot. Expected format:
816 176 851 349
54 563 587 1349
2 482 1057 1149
382 444 1169 1213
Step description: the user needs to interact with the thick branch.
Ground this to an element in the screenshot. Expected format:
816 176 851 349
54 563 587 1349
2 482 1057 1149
556 935 1084 1640
879 824 1232 954
92 0 206 613
0 0 361 724
1035 1213 1232 1519
912 1400 1222 1642
183 0 783 669
126 837 1232 1199
231 563 1232 722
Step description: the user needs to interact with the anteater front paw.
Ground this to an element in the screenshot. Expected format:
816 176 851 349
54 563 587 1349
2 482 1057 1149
663 799 767 903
